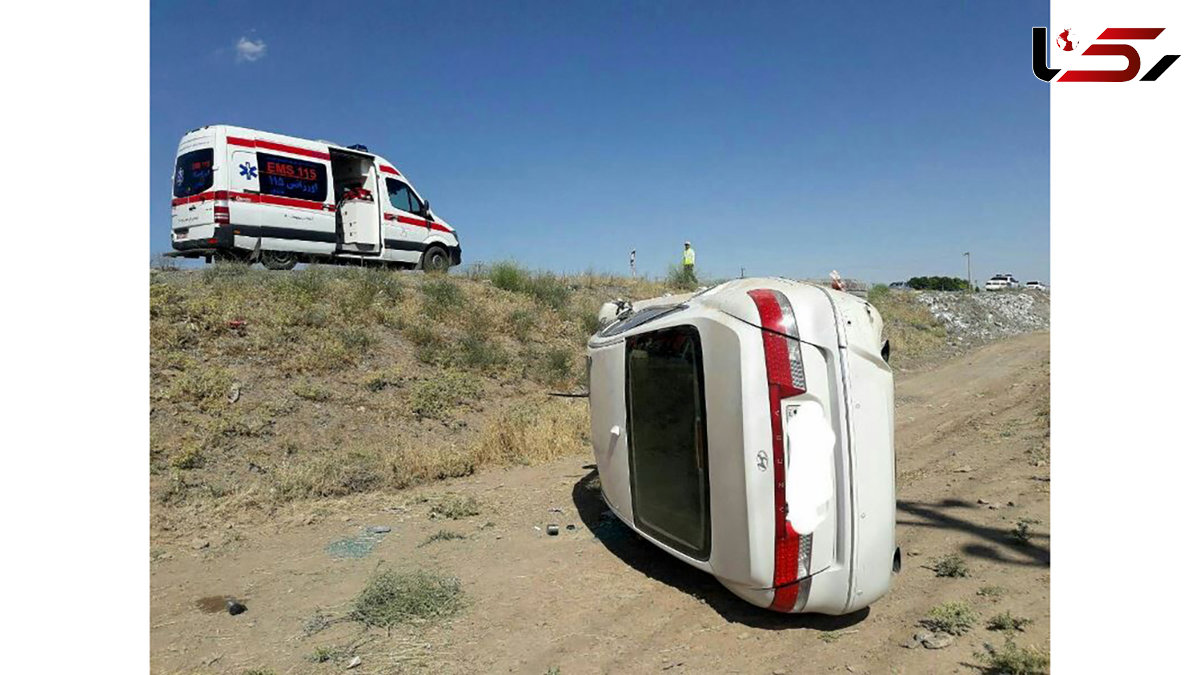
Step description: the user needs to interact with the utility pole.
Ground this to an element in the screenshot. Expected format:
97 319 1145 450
740 267 745 279
963 252 972 292
629 249 637 278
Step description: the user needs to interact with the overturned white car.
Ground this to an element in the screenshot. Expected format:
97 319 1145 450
586 278 897 614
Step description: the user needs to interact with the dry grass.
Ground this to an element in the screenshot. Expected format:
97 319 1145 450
149 265 947 531
350 569 465 628
429 494 481 520
867 285 947 367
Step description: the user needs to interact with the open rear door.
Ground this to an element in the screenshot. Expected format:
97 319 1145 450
339 165 381 252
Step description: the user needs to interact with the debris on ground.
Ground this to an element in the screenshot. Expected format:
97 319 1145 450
547 524 560 536
326 528 389 559
915 290 1049 353
226 599 247 616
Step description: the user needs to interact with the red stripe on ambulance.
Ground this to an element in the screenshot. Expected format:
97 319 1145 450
227 136 331 161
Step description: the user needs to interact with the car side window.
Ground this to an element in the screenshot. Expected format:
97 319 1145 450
386 178 421 214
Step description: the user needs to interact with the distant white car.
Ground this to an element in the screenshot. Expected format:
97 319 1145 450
985 274 1019 291
1025 280 1047 291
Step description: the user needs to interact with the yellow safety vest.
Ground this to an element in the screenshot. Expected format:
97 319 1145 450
683 248 696 265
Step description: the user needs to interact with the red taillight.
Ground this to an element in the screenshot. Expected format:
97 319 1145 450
213 190 230 224
747 289 807 611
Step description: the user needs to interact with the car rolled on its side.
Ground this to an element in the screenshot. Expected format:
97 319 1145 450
586 278 897 614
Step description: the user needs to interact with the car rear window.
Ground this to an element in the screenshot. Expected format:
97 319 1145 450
173 148 214 198
625 325 711 559
257 152 328 202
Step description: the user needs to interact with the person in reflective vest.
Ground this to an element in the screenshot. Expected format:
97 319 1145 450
682 241 696 284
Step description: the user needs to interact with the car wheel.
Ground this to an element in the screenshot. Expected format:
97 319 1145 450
421 246 450 273
262 250 298 271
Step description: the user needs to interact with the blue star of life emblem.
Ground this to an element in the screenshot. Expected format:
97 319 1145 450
239 162 258 180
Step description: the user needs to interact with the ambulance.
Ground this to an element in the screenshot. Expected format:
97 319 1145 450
170 125 461 271
587 278 897 614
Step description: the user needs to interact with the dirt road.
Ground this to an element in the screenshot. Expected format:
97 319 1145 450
150 332 1050 674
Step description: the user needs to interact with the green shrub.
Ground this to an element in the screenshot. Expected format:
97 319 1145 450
421 278 465 317
486 262 570 309
933 553 970 578
170 444 205 470
364 369 404 392
537 347 574 384
456 333 509 371
977 585 1006 600
524 272 570 309
977 638 1049 674
1012 518 1040 545
921 601 978 636
987 611 1032 632
488 261 530 293
508 308 539 340
408 373 481 419
337 326 376 351
167 364 233 407
666 263 697 290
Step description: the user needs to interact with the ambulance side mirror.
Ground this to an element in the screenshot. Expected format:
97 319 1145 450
421 199 432 219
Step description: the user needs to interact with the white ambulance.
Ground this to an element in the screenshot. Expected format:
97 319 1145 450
170 125 461 271
587 278 897 614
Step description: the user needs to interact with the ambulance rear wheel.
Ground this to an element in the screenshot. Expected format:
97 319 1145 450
421 246 450 273
262 250 298 271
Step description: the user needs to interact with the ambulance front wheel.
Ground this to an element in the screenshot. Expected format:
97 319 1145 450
262 250 298 271
421 245 450 273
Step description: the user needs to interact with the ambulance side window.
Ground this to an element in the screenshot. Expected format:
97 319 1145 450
386 178 421 215
256 152 328 202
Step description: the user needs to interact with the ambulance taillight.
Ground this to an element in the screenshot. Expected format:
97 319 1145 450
214 190 230 225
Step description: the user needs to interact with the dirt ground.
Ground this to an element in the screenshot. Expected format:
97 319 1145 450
150 332 1050 674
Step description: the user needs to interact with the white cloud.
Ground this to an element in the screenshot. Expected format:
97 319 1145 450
234 36 267 63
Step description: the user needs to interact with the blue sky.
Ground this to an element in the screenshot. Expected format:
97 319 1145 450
151 1 1048 284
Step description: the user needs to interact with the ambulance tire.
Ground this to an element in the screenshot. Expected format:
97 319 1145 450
262 250 298 271
421 246 450 273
